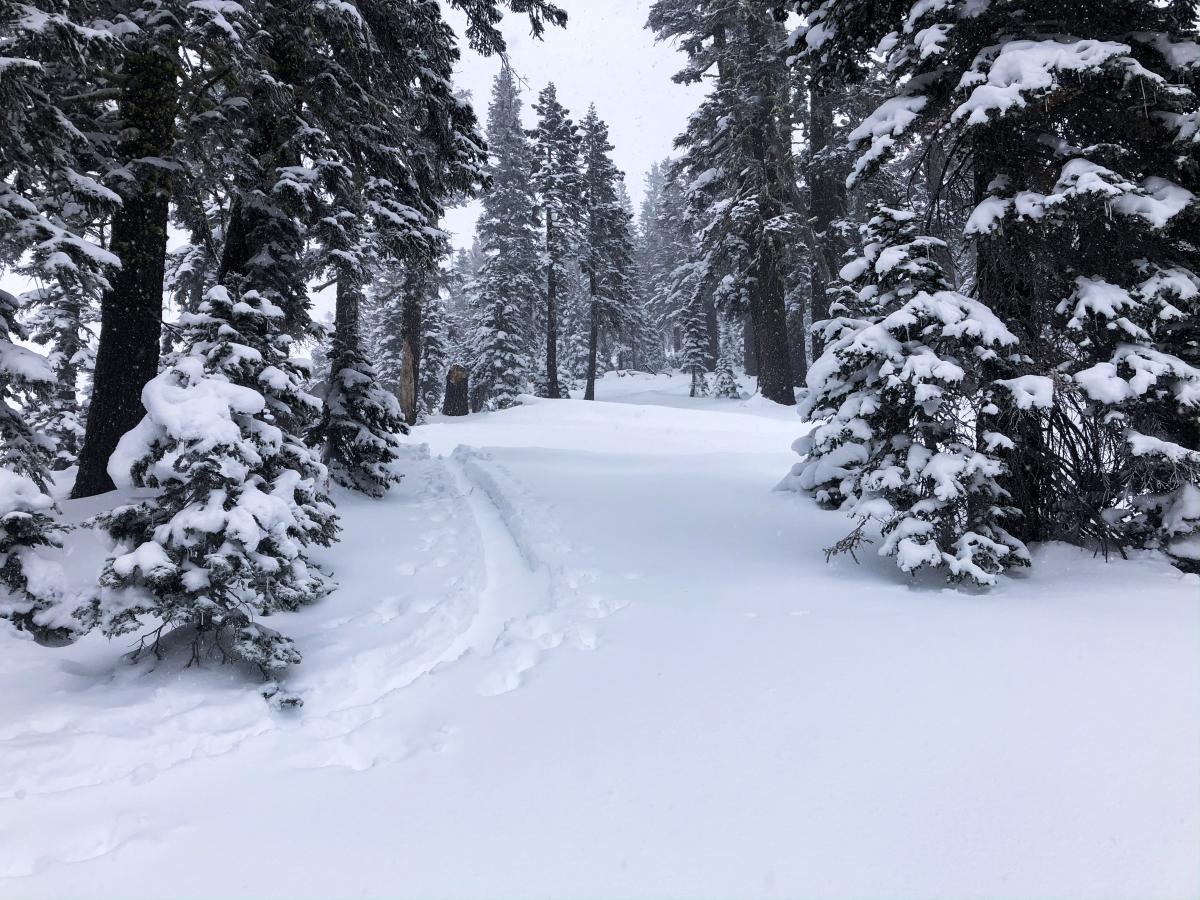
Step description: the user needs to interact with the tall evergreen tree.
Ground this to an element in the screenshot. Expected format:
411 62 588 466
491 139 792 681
419 291 451 420
638 161 695 363
648 0 801 406
530 82 584 399
70 0 254 498
470 65 541 411
578 106 637 400
681 297 710 398
795 0 1200 567
1 0 117 474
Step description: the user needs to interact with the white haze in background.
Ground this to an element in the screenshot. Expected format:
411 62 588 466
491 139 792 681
440 0 706 251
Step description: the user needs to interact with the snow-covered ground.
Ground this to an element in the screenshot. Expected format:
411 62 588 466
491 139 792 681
2 372 1197 899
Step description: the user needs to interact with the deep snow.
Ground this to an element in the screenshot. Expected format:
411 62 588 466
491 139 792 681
1 372 1197 899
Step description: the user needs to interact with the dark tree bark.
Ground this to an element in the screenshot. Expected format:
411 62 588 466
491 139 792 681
973 128 1052 545
72 49 177 498
544 210 562 399
398 270 424 426
805 85 849 361
743 312 759 376
923 138 961 287
443 365 469 416
730 5 798 407
749 240 796 405
328 278 362 407
788 301 808 386
584 277 600 400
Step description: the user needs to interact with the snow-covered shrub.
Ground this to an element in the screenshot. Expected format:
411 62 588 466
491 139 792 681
784 206 1028 585
78 286 338 675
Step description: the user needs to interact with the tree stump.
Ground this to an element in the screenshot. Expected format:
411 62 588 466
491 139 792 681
442 364 469 416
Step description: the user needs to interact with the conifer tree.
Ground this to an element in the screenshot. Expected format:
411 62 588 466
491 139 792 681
530 82 584 399
1 0 116 474
782 206 1029 584
317 280 406 497
22 285 95 468
419 292 450 420
795 0 1200 566
80 286 338 679
649 0 801 406
579 106 637 400
638 162 696 363
681 298 710 398
0 289 67 637
70 0 257 498
712 319 741 399
470 65 542 410
308 193 405 496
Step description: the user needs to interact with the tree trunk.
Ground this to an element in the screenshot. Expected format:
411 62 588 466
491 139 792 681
974 127 1051 544
806 85 849 361
743 313 759 376
544 211 562 399
443 365 469 416
584 291 600 401
72 48 177 498
325 277 362 418
924 138 960 287
398 270 423 426
738 3 798 406
789 302 808 386
398 342 417 422
750 241 796 405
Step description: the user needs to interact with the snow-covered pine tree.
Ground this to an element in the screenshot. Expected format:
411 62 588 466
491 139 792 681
470 65 542 411
80 286 338 680
419 291 450 420
0 289 67 638
308 178 405 497
21 284 95 469
317 278 407 497
638 162 695 364
375 258 438 426
530 82 584 399
783 205 1028 584
439 245 478 369
579 106 637 400
796 0 1200 566
1 0 117 474
681 297 710 398
71 0 260 498
557 267 592 383
648 0 801 406
711 318 741 399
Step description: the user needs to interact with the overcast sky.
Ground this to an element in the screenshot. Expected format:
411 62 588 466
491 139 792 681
441 0 706 250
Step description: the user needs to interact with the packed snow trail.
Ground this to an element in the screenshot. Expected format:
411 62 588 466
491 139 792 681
1 372 1197 899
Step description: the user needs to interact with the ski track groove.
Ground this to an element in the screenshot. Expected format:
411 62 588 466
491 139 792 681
0 442 631 881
